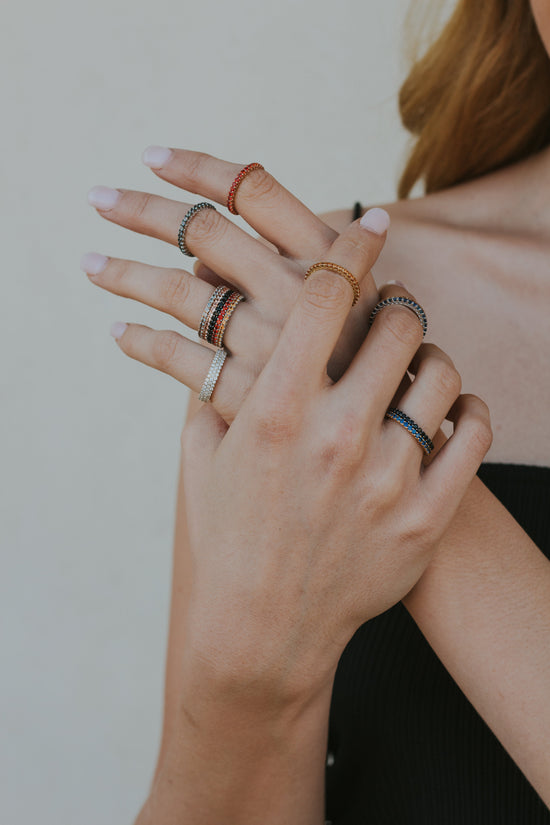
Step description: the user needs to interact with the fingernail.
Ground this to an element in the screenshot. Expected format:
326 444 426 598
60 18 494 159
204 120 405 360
360 207 390 235
110 321 128 340
142 145 173 169
81 252 108 275
88 186 121 210
387 279 406 288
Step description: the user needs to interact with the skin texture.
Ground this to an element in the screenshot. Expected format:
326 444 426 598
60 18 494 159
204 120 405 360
83 4 550 819
84 148 550 819
531 0 550 55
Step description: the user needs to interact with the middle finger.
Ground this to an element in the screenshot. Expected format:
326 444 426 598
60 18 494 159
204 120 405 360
87 186 296 302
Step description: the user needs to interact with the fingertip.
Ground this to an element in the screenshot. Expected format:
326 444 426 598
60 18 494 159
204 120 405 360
359 207 390 236
81 252 108 276
110 321 128 341
142 145 173 169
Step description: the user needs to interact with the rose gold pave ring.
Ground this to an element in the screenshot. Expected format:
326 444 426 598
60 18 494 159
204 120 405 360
198 285 245 350
227 163 265 215
304 262 361 307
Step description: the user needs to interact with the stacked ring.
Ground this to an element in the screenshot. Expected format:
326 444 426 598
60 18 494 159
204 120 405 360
227 163 265 214
178 202 217 257
304 262 361 307
198 286 245 348
198 347 228 403
384 407 434 455
369 296 428 338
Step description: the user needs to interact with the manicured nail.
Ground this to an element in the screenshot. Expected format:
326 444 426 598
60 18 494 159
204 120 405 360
110 322 128 340
87 186 121 210
80 252 108 276
142 145 173 169
360 207 390 235
387 279 406 288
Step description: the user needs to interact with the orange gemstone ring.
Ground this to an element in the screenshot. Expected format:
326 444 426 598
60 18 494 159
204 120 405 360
227 163 264 214
304 262 361 307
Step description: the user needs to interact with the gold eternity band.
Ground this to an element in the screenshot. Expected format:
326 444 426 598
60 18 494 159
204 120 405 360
304 262 361 307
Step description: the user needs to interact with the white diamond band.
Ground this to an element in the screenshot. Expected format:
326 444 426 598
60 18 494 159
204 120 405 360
198 347 228 403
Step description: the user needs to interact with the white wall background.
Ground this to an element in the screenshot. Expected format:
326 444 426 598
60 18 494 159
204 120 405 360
2 1 415 822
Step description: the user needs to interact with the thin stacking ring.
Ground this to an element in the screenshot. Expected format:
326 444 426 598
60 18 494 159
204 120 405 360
227 163 264 214
178 202 217 257
198 286 245 347
304 262 361 307
369 296 428 338
198 347 228 403
384 407 434 455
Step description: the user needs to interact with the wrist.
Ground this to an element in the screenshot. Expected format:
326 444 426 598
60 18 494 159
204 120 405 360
181 592 342 712
179 639 337 721
147 662 334 825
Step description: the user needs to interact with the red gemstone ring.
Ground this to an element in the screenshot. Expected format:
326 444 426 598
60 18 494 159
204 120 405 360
227 163 264 214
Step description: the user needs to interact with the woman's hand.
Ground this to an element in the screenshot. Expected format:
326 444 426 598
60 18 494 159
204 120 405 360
83 148 389 422
176 235 491 709
84 146 491 694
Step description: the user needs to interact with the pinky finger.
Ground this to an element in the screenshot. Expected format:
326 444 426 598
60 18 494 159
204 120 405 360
110 321 245 422
421 393 493 516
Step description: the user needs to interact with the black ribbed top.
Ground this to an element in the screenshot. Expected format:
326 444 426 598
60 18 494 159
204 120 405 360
325 463 550 823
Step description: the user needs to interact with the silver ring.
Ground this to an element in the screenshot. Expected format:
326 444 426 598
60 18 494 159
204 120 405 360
178 202 217 257
369 296 428 338
198 348 228 403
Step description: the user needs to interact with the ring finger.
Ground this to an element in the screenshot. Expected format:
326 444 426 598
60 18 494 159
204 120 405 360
81 253 262 357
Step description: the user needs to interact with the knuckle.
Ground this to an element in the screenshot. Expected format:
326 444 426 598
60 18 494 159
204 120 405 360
361 464 401 509
188 206 227 246
184 151 212 188
152 331 181 371
161 271 191 313
318 412 364 472
107 257 132 289
434 361 462 398
132 191 154 221
303 270 350 315
337 232 374 262
378 306 423 349
468 407 493 454
239 168 278 202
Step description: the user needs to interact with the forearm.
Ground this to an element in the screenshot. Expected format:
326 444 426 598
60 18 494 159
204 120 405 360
145 395 331 824
138 655 332 825
403 476 550 806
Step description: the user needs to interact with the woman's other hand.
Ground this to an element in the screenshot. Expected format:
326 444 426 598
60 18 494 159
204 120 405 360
83 149 389 421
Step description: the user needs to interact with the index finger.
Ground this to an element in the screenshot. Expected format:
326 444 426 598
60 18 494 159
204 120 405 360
142 146 337 259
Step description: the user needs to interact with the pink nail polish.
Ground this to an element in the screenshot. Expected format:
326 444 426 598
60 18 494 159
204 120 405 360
360 207 390 235
110 322 127 340
81 252 108 275
387 279 406 288
142 145 173 169
87 186 121 210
